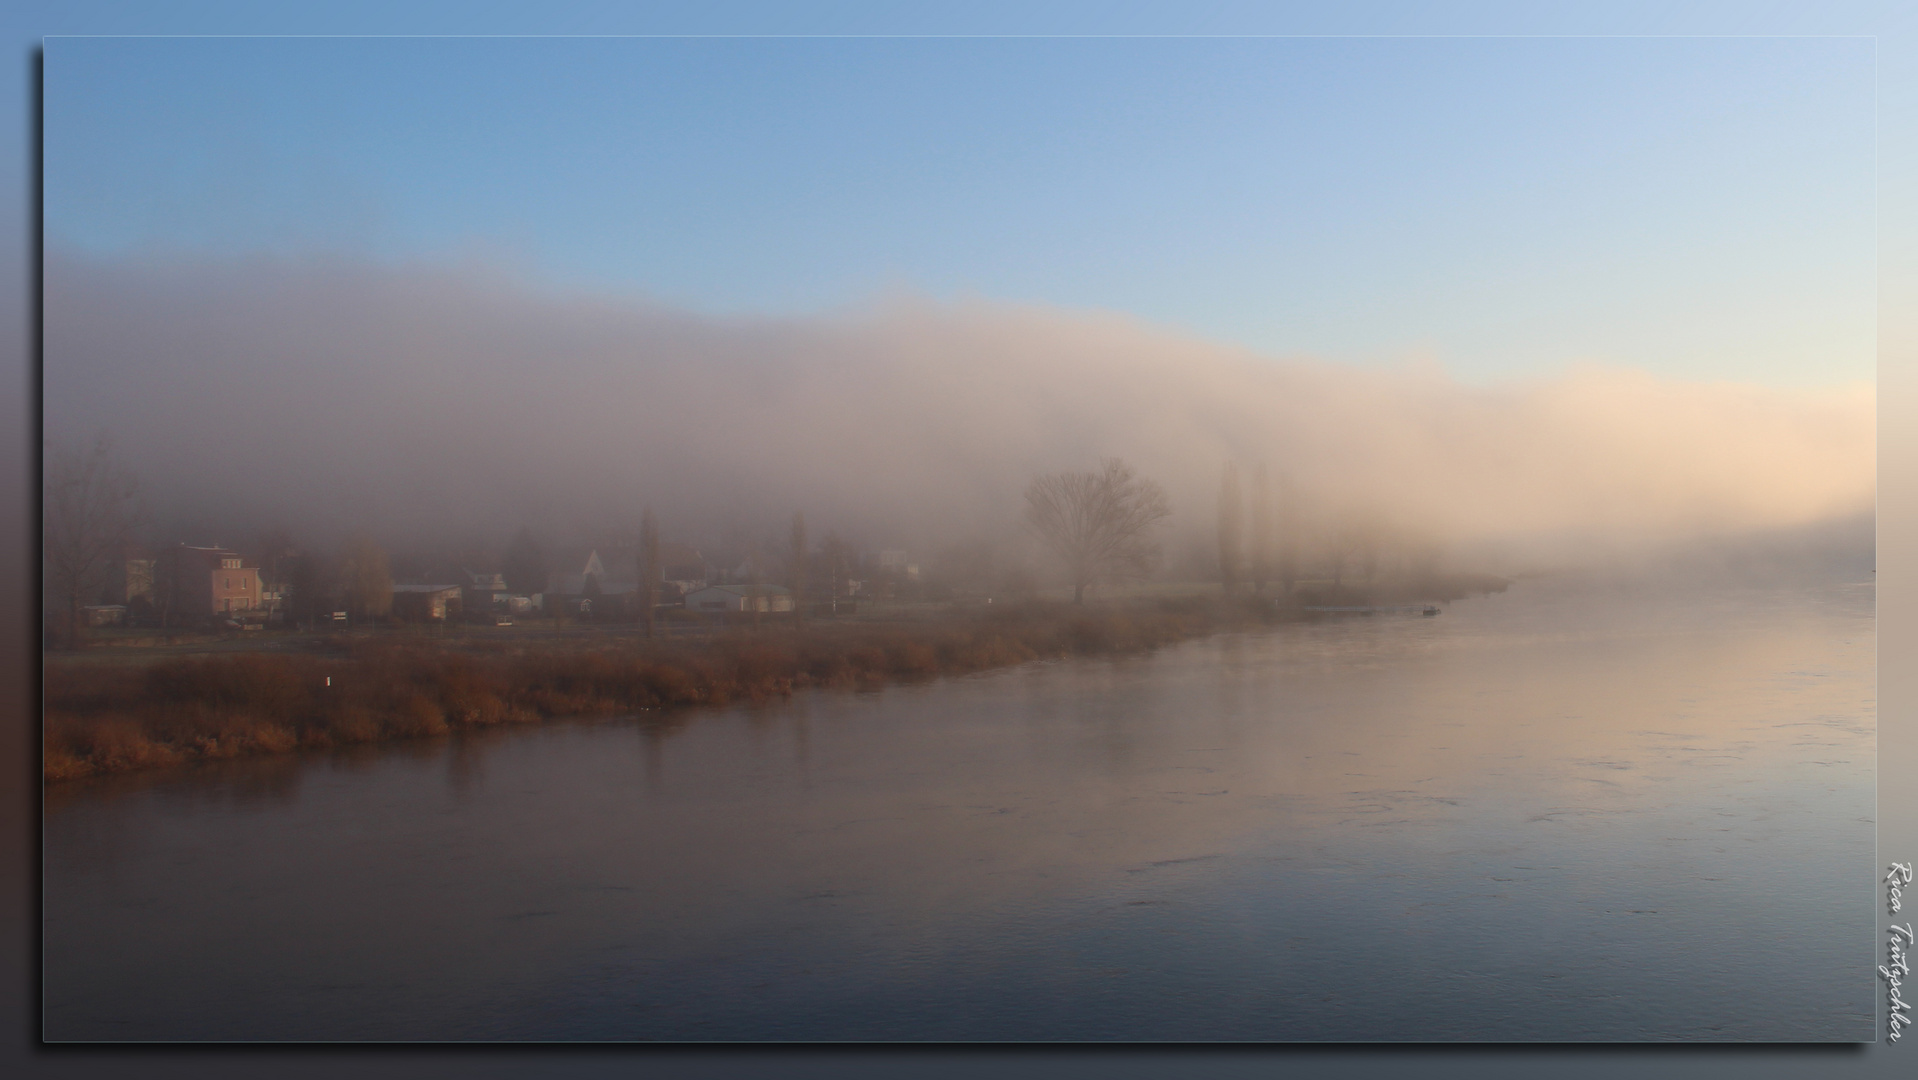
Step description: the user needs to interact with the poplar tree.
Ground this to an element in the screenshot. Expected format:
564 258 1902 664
1250 462 1272 596
1277 471 1298 597
1217 463 1242 595
44 436 142 648
790 511 808 630
639 507 660 639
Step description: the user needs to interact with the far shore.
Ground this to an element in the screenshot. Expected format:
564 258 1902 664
43 577 1507 783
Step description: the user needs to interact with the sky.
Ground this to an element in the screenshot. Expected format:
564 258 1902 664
41 33 1876 386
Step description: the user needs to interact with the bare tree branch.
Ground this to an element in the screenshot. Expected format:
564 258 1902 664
44 435 143 648
1024 457 1171 605
1250 462 1271 595
339 537 393 619
1218 462 1242 594
790 510 807 630
639 508 660 639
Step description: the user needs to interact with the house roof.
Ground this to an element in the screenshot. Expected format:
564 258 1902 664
548 549 609 576
173 544 257 569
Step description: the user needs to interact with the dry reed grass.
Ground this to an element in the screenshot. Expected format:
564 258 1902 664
44 600 1240 781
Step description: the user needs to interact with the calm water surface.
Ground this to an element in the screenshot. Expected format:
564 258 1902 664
44 576 1877 1040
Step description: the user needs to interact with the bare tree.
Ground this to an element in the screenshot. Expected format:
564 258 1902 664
789 511 807 630
1325 513 1385 588
252 526 300 626
746 541 764 630
151 543 185 643
1344 510 1390 584
1250 463 1272 595
1358 528 1382 584
1024 457 1171 605
820 531 853 614
1276 470 1298 596
1217 462 1242 594
44 436 142 648
284 548 330 631
639 507 660 639
338 536 393 621
1406 536 1442 593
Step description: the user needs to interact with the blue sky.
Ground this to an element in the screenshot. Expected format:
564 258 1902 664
42 33 1875 385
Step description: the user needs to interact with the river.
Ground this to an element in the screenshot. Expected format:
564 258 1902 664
43 574 1877 1041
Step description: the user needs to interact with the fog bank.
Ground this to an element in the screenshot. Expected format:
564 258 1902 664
43 250 1873 571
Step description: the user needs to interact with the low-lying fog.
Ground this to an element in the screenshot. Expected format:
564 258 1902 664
43 249 1874 581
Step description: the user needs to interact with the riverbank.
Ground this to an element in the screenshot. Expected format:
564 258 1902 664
45 569 1516 783
45 597 1278 781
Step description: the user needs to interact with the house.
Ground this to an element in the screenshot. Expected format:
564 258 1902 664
544 549 634 618
877 549 920 581
161 545 264 619
544 545 711 620
391 583 464 622
546 549 612 598
655 542 713 593
683 583 794 614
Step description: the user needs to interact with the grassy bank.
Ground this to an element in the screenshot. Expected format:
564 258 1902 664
44 598 1271 782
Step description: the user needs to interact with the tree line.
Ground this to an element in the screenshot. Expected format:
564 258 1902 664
45 433 1451 649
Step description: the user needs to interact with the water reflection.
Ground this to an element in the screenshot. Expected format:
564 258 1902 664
44 577 1874 1041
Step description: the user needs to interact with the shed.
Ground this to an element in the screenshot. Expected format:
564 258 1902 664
391 583 464 622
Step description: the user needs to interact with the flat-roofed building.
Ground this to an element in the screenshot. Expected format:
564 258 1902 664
391 583 464 622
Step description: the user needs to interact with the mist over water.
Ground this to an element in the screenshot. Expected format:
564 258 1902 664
44 249 1872 573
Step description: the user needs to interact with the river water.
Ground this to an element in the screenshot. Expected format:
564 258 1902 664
43 575 1877 1041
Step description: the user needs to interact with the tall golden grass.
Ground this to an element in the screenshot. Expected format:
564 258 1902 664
44 600 1239 781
